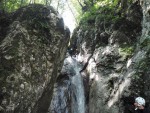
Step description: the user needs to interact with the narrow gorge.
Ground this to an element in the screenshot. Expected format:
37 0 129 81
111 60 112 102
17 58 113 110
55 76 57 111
0 0 150 113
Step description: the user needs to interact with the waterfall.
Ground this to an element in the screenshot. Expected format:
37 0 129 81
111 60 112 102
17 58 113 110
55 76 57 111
50 56 85 113
71 58 85 113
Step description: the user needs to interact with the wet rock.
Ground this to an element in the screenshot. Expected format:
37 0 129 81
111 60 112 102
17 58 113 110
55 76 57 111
50 57 85 113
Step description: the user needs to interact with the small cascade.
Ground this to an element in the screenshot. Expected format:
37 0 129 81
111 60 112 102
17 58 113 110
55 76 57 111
50 57 85 113
71 58 85 113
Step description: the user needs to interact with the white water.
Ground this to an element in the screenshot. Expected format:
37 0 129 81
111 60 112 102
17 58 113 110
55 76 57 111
50 56 85 113
68 57 85 113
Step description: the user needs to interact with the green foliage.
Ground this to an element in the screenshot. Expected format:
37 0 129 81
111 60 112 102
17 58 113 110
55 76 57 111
79 5 99 24
119 46 134 58
80 2 121 25
1 0 47 12
68 0 82 24
4 0 28 12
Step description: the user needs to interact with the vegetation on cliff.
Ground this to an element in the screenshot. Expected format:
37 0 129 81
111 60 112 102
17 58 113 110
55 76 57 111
0 0 150 113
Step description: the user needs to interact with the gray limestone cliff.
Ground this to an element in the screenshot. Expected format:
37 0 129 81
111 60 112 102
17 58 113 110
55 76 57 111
0 4 70 113
0 1 150 113
69 0 150 113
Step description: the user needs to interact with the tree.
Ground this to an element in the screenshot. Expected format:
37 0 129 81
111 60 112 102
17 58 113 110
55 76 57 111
115 0 129 11
0 0 3 11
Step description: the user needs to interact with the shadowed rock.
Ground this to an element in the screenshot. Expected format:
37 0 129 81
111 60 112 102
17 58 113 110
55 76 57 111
0 4 70 113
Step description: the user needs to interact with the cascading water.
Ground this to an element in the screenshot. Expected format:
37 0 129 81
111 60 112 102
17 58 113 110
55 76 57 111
50 56 85 113
71 58 85 113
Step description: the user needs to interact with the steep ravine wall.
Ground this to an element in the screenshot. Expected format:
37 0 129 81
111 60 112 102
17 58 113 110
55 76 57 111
70 1 150 113
0 1 149 113
0 4 70 113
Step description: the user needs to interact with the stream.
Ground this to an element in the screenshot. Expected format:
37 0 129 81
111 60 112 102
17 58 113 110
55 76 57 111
50 56 85 113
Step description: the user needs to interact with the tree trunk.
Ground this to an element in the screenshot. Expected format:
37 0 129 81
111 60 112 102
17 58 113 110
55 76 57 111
20 0 24 7
0 0 3 10
121 0 128 10
45 0 47 5
56 0 60 11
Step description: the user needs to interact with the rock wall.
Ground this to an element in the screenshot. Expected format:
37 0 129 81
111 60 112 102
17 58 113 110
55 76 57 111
0 4 70 113
0 1 149 113
71 1 150 113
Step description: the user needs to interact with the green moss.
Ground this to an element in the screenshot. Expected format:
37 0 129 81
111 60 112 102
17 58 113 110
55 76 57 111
140 35 150 48
119 46 134 58
31 18 50 30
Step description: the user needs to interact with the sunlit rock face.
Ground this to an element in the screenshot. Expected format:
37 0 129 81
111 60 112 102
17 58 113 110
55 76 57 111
0 4 70 113
130 0 150 105
70 1 150 113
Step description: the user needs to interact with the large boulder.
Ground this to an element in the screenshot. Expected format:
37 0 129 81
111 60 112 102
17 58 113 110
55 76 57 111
0 4 70 113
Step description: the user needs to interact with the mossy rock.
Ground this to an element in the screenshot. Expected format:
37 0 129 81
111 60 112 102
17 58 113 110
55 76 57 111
13 4 57 21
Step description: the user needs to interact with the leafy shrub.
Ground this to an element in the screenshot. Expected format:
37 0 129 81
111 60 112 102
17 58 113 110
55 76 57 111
119 46 134 58
80 3 121 25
